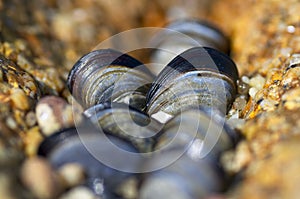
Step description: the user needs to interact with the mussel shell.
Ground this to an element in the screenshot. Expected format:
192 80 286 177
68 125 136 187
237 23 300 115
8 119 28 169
154 107 235 158
147 47 238 115
140 153 224 199
84 102 163 153
38 121 141 198
139 108 235 199
164 19 230 54
149 19 230 74
67 49 154 110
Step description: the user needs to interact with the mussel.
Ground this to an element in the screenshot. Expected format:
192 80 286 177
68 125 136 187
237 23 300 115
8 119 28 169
154 107 236 156
67 49 154 110
84 102 163 153
140 107 236 199
38 117 142 199
149 19 230 74
146 47 238 117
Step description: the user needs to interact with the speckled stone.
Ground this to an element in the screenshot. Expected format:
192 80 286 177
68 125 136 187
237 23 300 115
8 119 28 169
35 96 82 136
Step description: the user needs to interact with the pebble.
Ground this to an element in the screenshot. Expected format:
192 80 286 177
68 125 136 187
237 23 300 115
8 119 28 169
23 126 43 156
221 141 252 173
36 96 82 136
25 111 37 127
241 75 250 84
249 74 266 90
259 98 278 111
237 79 250 95
288 53 300 68
59 186 98 199
21 157 63 199
5 117 17 130
282 67 300 89
233 96 247 110
282 88 300 110
249 87 258 98
115 177 138 199
31 68 65 95
10 88 29 111
58 163 86 188
0 173 17 199
0 54 41 99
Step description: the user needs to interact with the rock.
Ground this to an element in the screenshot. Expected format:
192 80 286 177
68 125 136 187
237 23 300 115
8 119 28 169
36 96 82 136
21 157 63 199
58 163 86 188
10 88 29 111
59 186 98 199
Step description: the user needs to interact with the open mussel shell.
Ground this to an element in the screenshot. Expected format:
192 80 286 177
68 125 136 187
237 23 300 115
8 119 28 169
38 119 142 198
84 102 163 153
146 47 238 116
149 19 230 74
67 49 154 110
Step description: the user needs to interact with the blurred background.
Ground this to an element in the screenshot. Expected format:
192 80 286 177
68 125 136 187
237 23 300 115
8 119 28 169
0 0 218 74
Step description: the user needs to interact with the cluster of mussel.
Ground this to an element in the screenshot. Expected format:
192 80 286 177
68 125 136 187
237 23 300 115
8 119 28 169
38 19 239 199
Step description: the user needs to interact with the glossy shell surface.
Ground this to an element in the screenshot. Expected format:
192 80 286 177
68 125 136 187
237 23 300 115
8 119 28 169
140 107 235 199
67 49 154 110
147 47 238 116
84 102 163 153
150 19 230 74
38 120 141 198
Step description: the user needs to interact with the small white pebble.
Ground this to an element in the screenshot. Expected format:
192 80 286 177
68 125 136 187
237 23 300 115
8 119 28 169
6 117 17 130
241 76 250 84
36 103 61 136
58 163 86 188
249 74 265 90
249 87 258 98
229 111 239 119
259 99 277 111
287 25 296 33
59 186 98 199
289 53 300 67
280 47 292 57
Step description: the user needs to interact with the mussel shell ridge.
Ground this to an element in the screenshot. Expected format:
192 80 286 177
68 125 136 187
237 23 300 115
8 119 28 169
154 107 235 156
149 19 230 74
147 47 238 115
84 102 163 153
67 49 154 109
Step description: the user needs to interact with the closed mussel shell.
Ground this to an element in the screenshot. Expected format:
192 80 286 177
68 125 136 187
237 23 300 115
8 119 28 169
139 108 235 199
147 47 238 116
150 19 230 74
155 107 236 158
67 49 154 110
140 153 224 199
38 118 142 198
84 102 163 153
